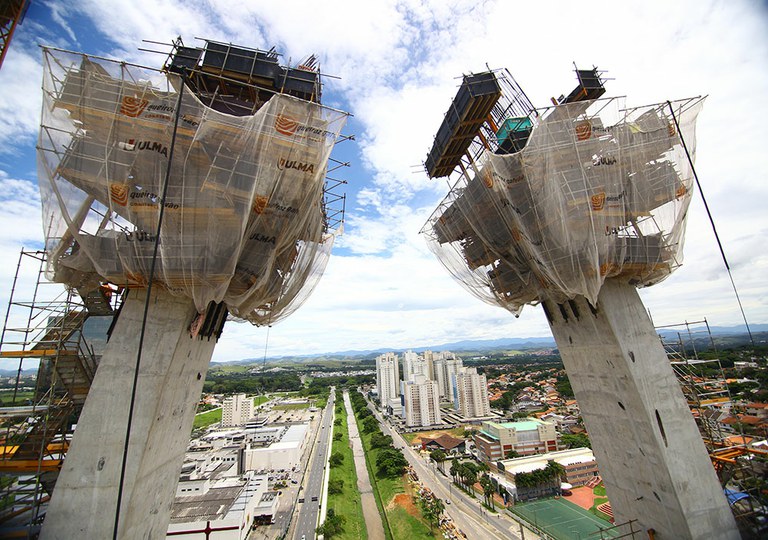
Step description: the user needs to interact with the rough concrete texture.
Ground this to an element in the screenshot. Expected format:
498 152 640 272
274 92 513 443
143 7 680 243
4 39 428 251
544 280 739 540
41 288 217 540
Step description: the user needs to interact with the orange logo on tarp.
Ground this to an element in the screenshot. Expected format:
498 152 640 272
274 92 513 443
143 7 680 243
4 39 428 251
120 96 148 117
675 185 687 198
600 262 619 276
575 120 592 141
253 195 269 214
275 114 299 136
591 192 606 211
482 169 493 188
667 122 676 137
109 183 129 206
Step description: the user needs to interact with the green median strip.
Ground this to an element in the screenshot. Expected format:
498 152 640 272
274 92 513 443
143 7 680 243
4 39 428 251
325 399 367 540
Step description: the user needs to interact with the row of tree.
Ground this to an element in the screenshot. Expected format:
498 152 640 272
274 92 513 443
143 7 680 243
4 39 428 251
348 390 408 479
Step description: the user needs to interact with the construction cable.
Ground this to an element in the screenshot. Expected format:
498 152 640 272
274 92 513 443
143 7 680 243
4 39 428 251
667 101 755 346
112 71 186 540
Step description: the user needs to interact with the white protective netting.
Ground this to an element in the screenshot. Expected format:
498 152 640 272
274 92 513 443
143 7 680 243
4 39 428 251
37 49 347 325
422 96 704 315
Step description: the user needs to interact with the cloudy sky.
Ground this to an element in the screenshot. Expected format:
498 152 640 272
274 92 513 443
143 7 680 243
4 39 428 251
0 0 766 364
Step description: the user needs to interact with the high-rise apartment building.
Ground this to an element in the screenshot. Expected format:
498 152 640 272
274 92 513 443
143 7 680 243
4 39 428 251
454 367 491 418
444 356 463 404
402 350 428 382
402 375 441 428
221 393 254 427
376 352 400 406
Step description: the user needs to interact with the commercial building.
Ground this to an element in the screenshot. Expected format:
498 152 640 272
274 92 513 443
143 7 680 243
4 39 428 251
474 418 558 462
167 475 277 539
376 352 400 406
222 394 254 428
497 447 598 487
454 367 491 418
402 375 442 428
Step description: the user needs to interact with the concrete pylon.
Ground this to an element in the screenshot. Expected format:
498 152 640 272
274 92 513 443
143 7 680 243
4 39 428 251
543 279 739 539
41 288 218 539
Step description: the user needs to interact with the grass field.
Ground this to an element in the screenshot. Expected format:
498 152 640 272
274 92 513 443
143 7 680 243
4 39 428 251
273 402 309 410
327 399 366 540
352 399 437 539
192 407 221 429
511 498 620 540
0 390 35 405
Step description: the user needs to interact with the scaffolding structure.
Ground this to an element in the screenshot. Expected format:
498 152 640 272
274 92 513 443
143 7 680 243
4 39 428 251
0 0 29 70
659 319 768 538
0 249 118 537
421 66 740 538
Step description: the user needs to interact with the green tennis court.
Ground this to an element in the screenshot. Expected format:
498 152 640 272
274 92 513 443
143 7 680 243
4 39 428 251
511 498 619 539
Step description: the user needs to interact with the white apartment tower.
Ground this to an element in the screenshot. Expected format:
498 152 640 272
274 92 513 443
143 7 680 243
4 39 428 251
221 393 254 427
422 350 436 380
402 375 441 428
376 352 400 405
455 367 491 418
444 356 463 404
402 350 428 382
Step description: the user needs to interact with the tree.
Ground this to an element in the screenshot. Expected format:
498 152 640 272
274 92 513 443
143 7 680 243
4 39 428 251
429 449 447 472
480 474 496 510
329 451 344 467
333 432 342 441
328 478 344 495
334 418 342 426
449 460 459 484
505 449 520 459
370 432 393 449
376 448 408 478
316 509 346 538
362 416 379 433
561 433 591 449
420 496 445 533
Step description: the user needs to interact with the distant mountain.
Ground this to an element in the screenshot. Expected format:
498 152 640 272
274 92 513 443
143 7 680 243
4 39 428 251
217 335 559 365
216 323 766 366
0 368 36 377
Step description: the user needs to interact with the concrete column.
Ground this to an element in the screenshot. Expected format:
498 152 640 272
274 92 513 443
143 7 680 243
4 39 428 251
41 288 217 539
543 280 739 540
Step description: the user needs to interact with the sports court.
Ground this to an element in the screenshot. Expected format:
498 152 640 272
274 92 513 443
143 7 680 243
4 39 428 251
511 498 620 539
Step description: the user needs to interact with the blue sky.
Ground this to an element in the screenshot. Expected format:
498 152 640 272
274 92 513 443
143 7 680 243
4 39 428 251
0 0 767 364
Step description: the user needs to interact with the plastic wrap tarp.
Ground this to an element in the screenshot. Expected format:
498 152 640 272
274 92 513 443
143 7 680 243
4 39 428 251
422 96 704 315
37 49 347 325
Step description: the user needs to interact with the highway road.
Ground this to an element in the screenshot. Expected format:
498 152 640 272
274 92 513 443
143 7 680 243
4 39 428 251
367 395 539 540
293 388 335 540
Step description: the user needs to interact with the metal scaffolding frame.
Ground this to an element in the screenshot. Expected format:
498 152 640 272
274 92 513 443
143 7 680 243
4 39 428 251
658 318 768 538
0 249 118 537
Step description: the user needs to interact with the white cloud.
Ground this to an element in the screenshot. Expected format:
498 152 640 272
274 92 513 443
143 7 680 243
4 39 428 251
0 0 766 363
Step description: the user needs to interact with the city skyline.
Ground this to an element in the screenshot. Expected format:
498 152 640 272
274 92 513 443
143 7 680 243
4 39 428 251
0 1 766 365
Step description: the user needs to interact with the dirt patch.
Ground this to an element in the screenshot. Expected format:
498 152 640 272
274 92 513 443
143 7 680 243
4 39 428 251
567 486 597 510
390 492 420 517
409 428 465 445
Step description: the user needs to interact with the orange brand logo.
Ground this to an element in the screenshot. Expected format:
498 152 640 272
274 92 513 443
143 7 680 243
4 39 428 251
675 185 687 198
110 183 129 206
591 192 606 211
120 96 148 118
253 195 269 214
667 122 676 137
275 114 299 136
575 120 592 141
600 262 619 277
482 170 493 188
